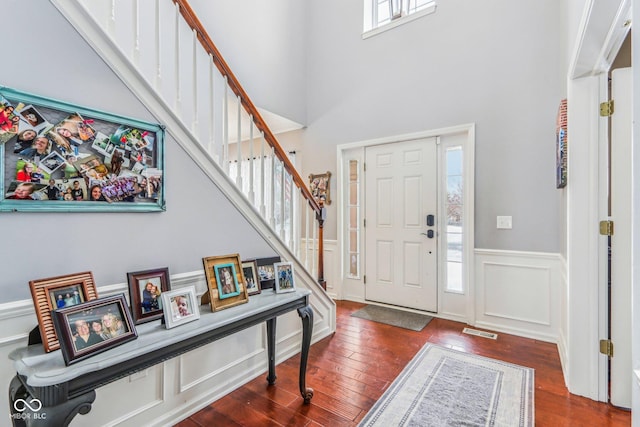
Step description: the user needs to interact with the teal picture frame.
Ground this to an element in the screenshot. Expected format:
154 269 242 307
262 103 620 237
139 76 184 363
214 263 241 300
0 86 165 212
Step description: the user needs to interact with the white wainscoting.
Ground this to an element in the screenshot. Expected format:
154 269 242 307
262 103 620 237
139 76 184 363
302 239 339 300
474 249 563 343
0 270 334 426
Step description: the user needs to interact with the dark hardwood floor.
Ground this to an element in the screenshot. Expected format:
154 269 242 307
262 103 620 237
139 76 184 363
176 300 631 426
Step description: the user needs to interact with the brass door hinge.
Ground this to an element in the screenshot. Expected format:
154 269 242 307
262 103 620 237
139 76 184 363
600 100 614 117
600 220 614 236
600 339 614 357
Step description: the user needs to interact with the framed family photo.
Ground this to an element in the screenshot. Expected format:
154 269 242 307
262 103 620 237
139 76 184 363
52 294 137 366
242 260 261 296
127 267 171 325
0 85 165 212
202 254 249 311
255 256 281 290
161 286 200 329
274 262 296 294
309 171 331 205
29 271 99 352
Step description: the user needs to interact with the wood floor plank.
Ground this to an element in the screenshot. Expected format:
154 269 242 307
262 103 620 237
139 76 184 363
175 301 631 426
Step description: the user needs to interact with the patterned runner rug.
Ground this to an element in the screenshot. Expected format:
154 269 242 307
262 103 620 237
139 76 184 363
359 344 534 427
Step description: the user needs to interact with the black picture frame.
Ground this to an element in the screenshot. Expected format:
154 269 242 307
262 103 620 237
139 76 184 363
255 256 281 290
52 294 137 366
127 267 171 325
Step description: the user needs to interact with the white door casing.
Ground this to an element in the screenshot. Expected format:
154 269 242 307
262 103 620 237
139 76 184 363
610 66 632 409
364 137 438 312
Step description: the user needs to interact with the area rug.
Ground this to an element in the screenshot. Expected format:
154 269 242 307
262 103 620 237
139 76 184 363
359 344 534 427
350 305 433 331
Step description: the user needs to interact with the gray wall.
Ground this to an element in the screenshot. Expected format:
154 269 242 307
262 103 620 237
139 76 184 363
0 1 275 303
301 0 565 251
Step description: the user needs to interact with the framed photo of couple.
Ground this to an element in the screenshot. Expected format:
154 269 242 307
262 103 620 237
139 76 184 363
0 85 165 212
127 267 171 325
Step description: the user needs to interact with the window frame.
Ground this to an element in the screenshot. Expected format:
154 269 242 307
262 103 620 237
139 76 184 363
363 0 437 39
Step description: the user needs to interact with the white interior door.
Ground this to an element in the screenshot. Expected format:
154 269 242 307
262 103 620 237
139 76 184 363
610 67 632 408
364 138 438 312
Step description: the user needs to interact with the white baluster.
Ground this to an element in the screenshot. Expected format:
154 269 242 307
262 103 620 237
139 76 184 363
155 0 161 88
133 0 140 64
288 175 295 250
174 2 181 113
312 208 318 277
270 148 276 228
223 78 229 174
208 55 216 161
192 29 198 133
248 120 255 205
236 96 242 188
280 164 286 240
260 136 266 217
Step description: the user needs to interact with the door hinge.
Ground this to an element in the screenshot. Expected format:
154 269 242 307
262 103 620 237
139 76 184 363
363 162 366 172
599 220 614 236
600 339 614 357
363 218 366 227
600 100 614 117
363 275 366 284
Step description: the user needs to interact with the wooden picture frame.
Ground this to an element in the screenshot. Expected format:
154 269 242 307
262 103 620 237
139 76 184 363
309 171 331 205
52 294 137 366
0 85 165 212
161 286 200 329
242 260 261 296
29 271 99 352
202 254 249 311
274 262 296 293
255 256 281 290
127 267 171 325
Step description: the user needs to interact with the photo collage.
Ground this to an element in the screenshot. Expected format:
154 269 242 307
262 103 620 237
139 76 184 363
1 94 163 204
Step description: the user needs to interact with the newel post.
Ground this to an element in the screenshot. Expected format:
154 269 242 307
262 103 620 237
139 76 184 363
316 203 326 290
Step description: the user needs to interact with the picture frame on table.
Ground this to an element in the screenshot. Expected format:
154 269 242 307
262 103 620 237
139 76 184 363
202 254 249 311
127 267 171 325
242 260 261 296
52 294 137 366
255 256 281 290
29 271 99 352
0 85 165 211
274 262 296 293
161 286 200 329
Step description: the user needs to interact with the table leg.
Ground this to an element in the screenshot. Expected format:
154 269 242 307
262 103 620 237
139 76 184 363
266 317 277 385
297 305 314 403
9 375 95 427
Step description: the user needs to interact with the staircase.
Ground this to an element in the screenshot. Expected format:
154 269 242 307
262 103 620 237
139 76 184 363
50 0 331 298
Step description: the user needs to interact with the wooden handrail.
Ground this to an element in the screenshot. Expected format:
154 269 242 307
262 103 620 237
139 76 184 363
172 0 326 289
172 0 321 215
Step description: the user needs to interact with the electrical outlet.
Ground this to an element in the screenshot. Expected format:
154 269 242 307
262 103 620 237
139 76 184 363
497 216 512 229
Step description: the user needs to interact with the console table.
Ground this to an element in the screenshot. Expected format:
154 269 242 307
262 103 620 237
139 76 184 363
8 289 314 427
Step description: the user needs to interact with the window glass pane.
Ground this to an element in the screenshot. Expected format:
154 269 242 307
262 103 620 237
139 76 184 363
350 206 358 225
349 160 358 180
349 230 358 252
349 182 358 205
377 1 390 25
349 253 359 276
447 261 463 292
445 146 463 293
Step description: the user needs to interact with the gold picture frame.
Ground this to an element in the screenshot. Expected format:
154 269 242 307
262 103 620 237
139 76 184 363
29 271 99 352
309 171 331 205
202 254 249 311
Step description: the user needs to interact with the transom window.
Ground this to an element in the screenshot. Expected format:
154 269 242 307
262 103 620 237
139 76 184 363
364 0 437 36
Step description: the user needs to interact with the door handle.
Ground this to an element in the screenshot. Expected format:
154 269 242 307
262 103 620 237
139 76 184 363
420 230 435 238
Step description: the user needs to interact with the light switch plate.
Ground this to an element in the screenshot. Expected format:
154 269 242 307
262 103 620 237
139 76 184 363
497 216 512 229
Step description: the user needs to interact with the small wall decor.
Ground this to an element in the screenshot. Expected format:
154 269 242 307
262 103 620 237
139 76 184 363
202 254 249 311
29 271 99 352
52 294 137 366
0 86 165 211
309 171 331 205
274 261 296 294
242 260 261 296
161 286 200 329
556 99 568 188
127 267 171 325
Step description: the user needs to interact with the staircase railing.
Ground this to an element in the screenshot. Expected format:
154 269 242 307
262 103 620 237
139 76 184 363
172 0 326 289
64 0 326 288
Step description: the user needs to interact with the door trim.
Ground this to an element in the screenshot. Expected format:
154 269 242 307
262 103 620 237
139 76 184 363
336 123 475 322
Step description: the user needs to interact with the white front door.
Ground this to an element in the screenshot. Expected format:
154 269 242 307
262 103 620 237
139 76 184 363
609 67 632 408
364 137 438 312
